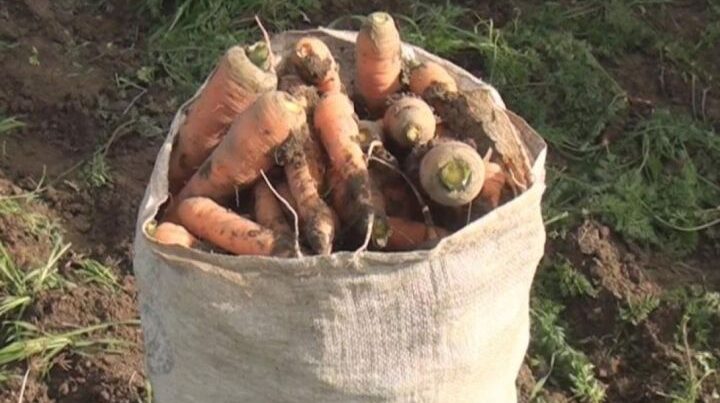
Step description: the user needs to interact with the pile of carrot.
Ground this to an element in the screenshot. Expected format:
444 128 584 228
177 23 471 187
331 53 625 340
152 12 524 257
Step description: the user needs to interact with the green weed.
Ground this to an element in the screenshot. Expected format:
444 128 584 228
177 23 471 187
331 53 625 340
0 321 136 376
531 297 607 403
537 258 598 300
77 259 119 291
0 117 24 135
0 240 70 318
619 295 660 325
81 151 112 188
655 289 720 401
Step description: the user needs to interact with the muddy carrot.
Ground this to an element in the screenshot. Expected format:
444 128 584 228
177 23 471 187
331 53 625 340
314 92 389 246
178 197 294 257
253 181 292 235
355 12 402 114
281 134 336 255
408 61 457 96
168 44 277 193
153 222 196 248
166 91 306 222
291 37 342 93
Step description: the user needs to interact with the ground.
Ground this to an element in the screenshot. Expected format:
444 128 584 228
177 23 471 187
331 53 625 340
0 0 718 402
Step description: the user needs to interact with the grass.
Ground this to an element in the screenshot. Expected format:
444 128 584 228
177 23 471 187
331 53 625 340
77 258 120 291
0 117 24 135
144 0 320 94
0 193 135 386
0 240 70 318
0 321 136 376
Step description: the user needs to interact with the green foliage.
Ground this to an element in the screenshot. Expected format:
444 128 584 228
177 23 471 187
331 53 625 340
531 297 607 402
536 258 598 300
660 289 720 402
0 321 135 376
0 117 24 135
81 152 113 188
77 259 119 291
619 294 660 325
0 240 70 318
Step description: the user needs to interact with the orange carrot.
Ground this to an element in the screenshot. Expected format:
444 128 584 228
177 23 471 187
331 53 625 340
291 37 342 93
253 180 292 235
166 91 306 222
408 61 457 96
278 75 327 189
153 222 196 248
168 44 277 193
479 151 507 208
355 12 402 114
178 197 294 257
282 136 336 255
314 92 388 246
386 216 449 251
383 96 436 148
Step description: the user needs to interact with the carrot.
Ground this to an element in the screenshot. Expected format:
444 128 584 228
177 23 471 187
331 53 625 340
166 91 306 221
291 37 342 93
281 134 336 255
168 44 277 194
314 92 388 246
278 76 327 189
303 129 328 190
408 61 457 96
153 222 196 248
355 12 402 114
253 180 292 235
479 150 507 208
178 197 294 257
386 216 449 251
357 119 399 168
381 180 419 218
383 96 436 148
279 74 321 114
419 140 485 207
276 181 298 212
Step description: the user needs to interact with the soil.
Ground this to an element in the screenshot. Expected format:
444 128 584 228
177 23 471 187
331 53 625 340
0 0 717 402
0 0 164 401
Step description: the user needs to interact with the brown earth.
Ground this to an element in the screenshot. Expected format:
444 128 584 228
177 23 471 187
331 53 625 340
0 0 718 402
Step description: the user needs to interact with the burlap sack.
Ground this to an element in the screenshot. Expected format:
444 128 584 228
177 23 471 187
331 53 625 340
133 28 547 403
